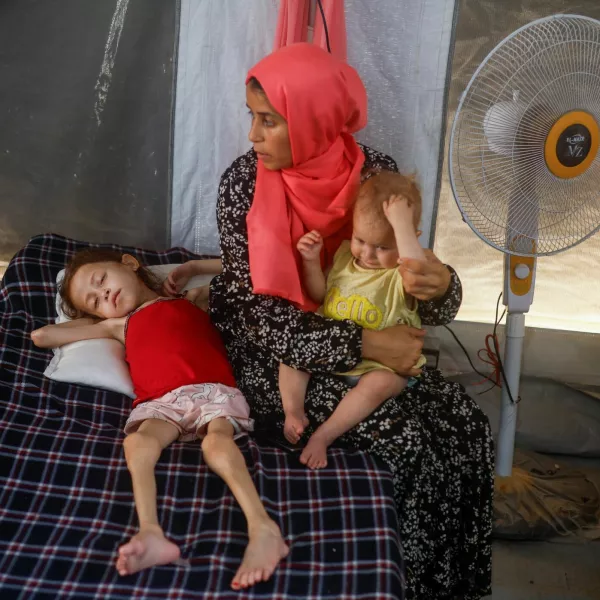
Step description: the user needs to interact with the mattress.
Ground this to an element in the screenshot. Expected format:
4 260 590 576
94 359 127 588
0 233 404 599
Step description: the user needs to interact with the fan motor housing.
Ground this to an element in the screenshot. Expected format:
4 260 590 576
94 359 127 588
544 110 599 179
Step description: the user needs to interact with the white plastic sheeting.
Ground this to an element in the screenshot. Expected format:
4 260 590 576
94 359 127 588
172 0 456 254
171 0 279 254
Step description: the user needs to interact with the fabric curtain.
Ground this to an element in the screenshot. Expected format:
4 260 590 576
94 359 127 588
274 0 309 48
274 0 347 59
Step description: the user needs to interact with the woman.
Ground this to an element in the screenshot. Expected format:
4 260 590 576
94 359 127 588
209 44 493 599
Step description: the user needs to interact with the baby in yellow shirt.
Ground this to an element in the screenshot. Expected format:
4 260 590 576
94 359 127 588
280 171 426 468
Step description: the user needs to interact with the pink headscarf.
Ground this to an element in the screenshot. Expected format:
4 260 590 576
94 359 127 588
245 43 367 311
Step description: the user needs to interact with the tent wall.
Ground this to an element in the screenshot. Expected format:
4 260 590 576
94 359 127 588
3 0 599 389
0 0 177 263
433 322 600 389
433 0 600 384
2 0 456 260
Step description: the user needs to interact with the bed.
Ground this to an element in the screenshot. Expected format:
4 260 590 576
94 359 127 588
0 234 405 599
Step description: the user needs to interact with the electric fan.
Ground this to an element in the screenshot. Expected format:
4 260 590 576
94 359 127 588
449 14 600 477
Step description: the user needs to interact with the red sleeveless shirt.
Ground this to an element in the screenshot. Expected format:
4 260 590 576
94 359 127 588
125 298 237 406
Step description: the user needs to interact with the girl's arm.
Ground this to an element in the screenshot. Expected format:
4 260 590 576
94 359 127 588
184 285 210 312
164 259 222 296
31 317 125 348
383 195 425 261
182 258 223 276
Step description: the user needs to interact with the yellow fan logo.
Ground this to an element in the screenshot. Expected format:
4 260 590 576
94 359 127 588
324 287 383 330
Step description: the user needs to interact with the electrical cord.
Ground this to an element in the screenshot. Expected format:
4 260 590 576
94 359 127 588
476 334 501 388
490 292 520 404
316 0 332 53
443 292 520 404
442 323 497 387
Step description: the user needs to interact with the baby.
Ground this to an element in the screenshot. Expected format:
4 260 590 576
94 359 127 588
280 171 427 468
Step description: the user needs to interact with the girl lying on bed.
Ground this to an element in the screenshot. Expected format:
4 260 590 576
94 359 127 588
31 248 289 590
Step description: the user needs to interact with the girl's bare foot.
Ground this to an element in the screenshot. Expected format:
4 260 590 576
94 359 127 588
231 520 289 589
116 525 181 576
283 412 309 444
299 432 331 469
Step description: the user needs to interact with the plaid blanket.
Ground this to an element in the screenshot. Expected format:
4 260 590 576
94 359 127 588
0 234 404 600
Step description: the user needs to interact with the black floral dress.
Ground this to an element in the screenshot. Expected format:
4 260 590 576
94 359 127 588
209 147 493 600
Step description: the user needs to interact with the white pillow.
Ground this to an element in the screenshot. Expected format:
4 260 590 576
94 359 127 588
43 265 214 397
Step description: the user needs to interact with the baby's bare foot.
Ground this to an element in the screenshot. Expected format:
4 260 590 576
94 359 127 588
283 412 309 444
116 525 180 576
231 520 289 589
299 432 331 469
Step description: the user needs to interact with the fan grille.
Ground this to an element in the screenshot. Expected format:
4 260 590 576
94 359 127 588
449 15 600 256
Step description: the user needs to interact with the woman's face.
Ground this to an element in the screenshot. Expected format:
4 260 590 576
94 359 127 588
246 83 293 171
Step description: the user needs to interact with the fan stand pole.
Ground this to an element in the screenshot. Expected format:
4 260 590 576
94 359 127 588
496 311 525 476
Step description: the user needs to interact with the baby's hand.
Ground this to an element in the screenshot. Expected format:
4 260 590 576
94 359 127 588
163 263 192 296
297 230 323 262
383 194 414 224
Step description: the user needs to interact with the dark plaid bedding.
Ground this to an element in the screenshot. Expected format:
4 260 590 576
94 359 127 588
0 234 404 600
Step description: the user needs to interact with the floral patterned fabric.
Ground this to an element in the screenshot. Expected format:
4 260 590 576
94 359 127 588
209 147 493 600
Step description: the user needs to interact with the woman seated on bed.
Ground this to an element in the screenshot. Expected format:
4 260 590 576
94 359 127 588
165 43 494 600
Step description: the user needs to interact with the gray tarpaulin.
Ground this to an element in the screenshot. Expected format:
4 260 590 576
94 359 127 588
0 0 177 262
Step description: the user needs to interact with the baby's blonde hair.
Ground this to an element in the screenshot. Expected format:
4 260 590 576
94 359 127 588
355 170 422 230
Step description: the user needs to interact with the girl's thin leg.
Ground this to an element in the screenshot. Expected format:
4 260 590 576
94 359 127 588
116 419 180 576
201 418 289 590
279 362 310 444
300 370 407 469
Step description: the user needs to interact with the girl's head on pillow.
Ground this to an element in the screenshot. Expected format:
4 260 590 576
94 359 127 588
60 248 162 320
350 171 422 270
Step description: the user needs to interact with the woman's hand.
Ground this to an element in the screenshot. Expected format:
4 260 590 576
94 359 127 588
164 264 193 296
398 249 451 301
362 325 426 377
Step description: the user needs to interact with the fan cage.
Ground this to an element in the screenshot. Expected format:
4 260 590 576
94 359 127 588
449 14 600 256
